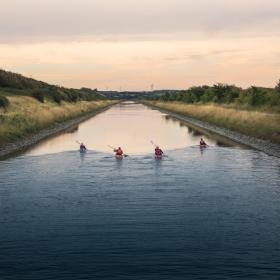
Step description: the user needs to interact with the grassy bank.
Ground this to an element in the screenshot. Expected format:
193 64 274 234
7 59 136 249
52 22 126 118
145 101 280 144
0 96 114 146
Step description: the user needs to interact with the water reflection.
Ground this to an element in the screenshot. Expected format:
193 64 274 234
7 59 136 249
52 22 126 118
79 150 86 162
25 102 235 156
187 126 203 137
199 146 207 156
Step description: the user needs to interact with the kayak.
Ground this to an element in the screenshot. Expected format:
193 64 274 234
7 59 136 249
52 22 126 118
80 148 87 153
199 145 207 149
155 154 163 160
115 154 123 160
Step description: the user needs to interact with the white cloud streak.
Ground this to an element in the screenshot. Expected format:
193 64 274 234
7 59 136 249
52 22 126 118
0 0 280 42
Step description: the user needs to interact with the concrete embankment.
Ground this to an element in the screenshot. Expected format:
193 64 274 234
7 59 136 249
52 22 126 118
144 101 280 158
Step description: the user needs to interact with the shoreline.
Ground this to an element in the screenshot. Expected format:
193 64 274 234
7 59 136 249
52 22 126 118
0 102 116 160
144 102 280 158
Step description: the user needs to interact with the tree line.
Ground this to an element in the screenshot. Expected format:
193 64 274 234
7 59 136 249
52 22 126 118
0 69 105 108
151 80 280 108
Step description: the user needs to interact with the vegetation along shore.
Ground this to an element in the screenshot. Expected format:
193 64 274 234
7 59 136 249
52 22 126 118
145 81 280 145
0 69 114 153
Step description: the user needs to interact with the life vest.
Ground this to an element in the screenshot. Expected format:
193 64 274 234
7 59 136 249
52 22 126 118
155 148 163 156
116 149 123 156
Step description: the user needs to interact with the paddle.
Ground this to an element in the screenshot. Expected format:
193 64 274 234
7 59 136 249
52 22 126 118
76 140 87 151
107 145 115 150
108 145 129 157
150 140 157 147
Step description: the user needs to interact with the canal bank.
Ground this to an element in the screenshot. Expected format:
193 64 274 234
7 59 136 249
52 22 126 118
0 100 116 160
143 101 280 158
22 102 233 157
1 101 280 279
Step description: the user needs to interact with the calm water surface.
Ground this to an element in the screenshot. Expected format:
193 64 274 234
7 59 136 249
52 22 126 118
0 102 279 279
25 102 222 156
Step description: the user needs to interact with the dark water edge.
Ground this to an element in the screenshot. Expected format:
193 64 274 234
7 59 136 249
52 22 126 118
0 102 115 161
0 148 280 280
145 102 280 158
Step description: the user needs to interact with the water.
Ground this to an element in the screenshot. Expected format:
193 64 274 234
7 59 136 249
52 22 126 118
25 102 223 156
0 103 280 279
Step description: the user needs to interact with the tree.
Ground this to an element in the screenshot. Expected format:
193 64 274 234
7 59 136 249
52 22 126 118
246 86 265 106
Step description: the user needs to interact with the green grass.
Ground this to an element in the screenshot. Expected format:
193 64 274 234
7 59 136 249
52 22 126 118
146 101 280 144
0 96 114 146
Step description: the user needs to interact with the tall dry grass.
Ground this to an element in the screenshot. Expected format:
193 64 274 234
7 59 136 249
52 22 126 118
147 101 280 144
0 96 113 145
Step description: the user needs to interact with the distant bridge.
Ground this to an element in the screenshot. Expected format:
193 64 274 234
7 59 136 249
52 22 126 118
100 90 179 100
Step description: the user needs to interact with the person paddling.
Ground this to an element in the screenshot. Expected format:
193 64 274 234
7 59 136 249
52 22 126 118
80 142 87 152
200 138 207 147
155 146 164 158
114 147 124 158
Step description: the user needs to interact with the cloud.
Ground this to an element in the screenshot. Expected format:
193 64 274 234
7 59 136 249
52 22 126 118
0 0 280 43
1 36 279 90
1 1 280 90
164 49 240 63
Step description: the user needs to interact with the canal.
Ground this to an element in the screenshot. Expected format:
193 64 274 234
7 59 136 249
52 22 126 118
0 102 279 279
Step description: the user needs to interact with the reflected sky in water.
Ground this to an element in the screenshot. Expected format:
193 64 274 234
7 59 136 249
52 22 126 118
26 102 226 156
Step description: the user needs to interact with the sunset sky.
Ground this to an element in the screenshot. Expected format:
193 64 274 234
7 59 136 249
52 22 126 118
1 0 280 91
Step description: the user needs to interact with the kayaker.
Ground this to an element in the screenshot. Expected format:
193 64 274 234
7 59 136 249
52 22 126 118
80 143 87 151
200 138 207 147
155 146 163 157
114 147 124 157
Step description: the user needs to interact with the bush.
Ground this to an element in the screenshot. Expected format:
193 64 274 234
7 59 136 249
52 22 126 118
157 82 280 109
66 90 79 102
245 87 266 106
32 89 45 103
212 84 239 103
48 89 63 104
0 95 9 108
0 69 46 89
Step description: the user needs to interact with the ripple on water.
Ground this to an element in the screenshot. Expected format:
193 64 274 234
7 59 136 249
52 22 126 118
0 147 280 279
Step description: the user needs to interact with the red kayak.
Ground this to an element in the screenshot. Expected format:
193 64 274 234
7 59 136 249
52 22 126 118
155 154 163 160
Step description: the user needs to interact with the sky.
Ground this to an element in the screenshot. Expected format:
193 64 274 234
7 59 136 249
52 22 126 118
0 0 280 91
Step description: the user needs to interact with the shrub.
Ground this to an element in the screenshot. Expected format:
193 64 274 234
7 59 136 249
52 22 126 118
0 95 9 108
66 91 79 102
49 90 63 104
246 86 266 106
0 69 46 89
32 89 45 103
